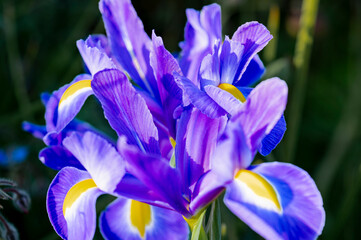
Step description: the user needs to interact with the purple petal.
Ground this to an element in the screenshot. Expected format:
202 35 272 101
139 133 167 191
43 119 113 146
83 34 112 59
175 107 226 199
100 198 189 240
204 85 242 116
114 174 171 210
43 74 92 134
259 116 286 156
92 69 160 154
99 0 159 100
47 167 103 240
22 121 47 140
199 41 221 87
118 138 190 217
232 78 288 152
213 120 253 175
174 73 227 118
39 146 85 171
150 32 183 138
44 74 91 132
219 37 244 84
237 87 287 156
179 3 222 84
76 36 117 76
63 132 125 194
224 162 325 239
56 79 93 133
232 22 272 84
237 54 265 87
189 170 227 215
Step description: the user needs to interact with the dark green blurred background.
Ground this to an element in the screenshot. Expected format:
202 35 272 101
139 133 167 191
1 0 360 239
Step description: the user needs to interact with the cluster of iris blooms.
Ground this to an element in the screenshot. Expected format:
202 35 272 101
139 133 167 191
23 0 325 239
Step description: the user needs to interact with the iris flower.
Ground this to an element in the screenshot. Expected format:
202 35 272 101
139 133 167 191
24 0 325 239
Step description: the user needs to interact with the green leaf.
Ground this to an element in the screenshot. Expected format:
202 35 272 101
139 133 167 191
187 210 207 240
206 199 222 240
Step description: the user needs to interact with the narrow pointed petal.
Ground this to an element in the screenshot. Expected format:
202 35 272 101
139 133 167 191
92 69 160 154
63 131 125 194
39 146 84 171
22 122 47 140
224 162 325 239
237 54 265 87
176 107 226 198
232 78 288 152
150 32 183 138
179 4 222 83
99 0 159 99
76 36 117 76
47 167 103 240
174 73 227 118
232 22 272 84
118 138 190 217
100 198 189 240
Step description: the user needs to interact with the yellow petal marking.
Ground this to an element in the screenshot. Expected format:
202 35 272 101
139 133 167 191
218 83 246 103
59 80 92 107
62 179 97 216
130 200 152 238
235 169 281 211
169 137 176 148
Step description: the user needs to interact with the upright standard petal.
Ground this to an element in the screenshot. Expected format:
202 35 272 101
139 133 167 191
232 22 272 84
100 0 159 100
76 36 117 76
176 107 226 199
100 197 189 240
150 32 183 138
179 3 221 84
232 78 288 152
92 69 160 154
47 167 103 240
219 37 244 85
224 162 325 239
63 131 125 194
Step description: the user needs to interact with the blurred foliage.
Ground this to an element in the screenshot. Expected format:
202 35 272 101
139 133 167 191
0 0 361 239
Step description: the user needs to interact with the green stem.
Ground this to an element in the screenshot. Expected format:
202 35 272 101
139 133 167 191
285 0 320 163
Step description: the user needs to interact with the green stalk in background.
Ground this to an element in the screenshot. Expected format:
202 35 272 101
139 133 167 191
264 5 280 63
3 1 32 120
285 0 320 163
